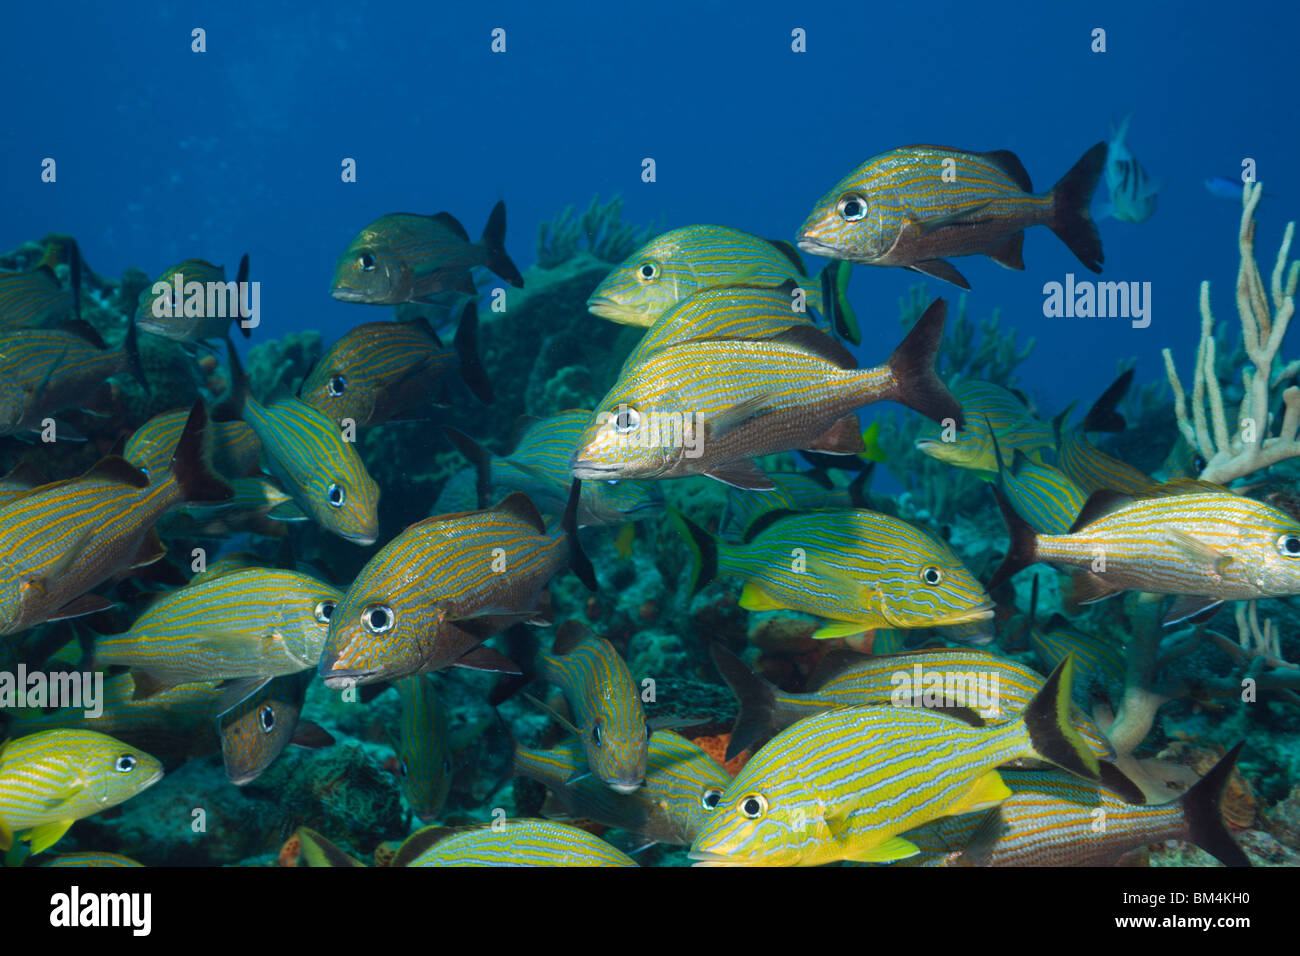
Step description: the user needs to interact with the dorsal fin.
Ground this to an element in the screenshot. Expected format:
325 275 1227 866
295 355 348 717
409 314 444 348
1068 488 1133 533
86 455 150 489
429 212 470 242
982 150 1034 192
58 319 108 350
492 491 546 534
768 325 857 370
741 508 802 544
763 239 808 275
552 620 594 655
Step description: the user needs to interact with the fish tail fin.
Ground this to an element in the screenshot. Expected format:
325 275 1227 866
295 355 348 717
481 200 524 288
988 484 1038 591
562 479 597 591
1019 656 1100 780
296 827 366 867
235 254 252 340
441 425 492 509
1049 142 1107 274
67 237 83 320
170 400 234 504
1181 742 1252 867
668 507 718 595
487 624 539 707
451 301 494 405
817 259 860 346
213 336 249 422
710 643 779 760
883 297 964 428
1080 368 1132 433
123 304 149 394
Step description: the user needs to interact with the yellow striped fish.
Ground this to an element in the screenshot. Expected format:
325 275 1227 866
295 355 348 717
587 224 860 343
1029 613 1126 700
0 460 48 507
0 321 146 438
391 819 638 867
710 644 1114 761
0 240 80 330
0 401 232 636
672 507 993 639
330 201 523 303
393 674 452 822
444 409 663 527
572 299 962 489
1056 427 1159 496
991 480 1300 623
915 380 1053 475
688 658 1101 866
319 489 594 687
135 255 252 343
0 730 163 854
93 568 342 698
900 747 1249 867
125 406 262 478
299 307 493 427
219 671 331 785
220 340 379 544
717 469 865 541
502 620 649 793
798 143 1108 290
512 730 732 848
170 476 300 539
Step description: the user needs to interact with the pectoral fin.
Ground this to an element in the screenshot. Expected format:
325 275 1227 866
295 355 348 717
1167 530 1232 575
952 770 1012 814
905 259 971 290
912 201 994 234
739 581 784 611
704 460 775 490
267 501 309 521
841 834 921 863
26 818 75 855
707 393 775 443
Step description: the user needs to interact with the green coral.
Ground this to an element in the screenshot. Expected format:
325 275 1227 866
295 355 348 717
536 194 662 269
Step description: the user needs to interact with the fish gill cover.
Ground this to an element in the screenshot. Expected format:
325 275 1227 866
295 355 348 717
0 0 1296 884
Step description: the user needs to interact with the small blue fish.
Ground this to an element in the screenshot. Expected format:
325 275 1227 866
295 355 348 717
1098 113 1159 224
1205 177 1247 201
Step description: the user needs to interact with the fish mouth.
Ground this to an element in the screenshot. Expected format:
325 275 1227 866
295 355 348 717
330 286 370 303
320 665 378 689
571 459 627 481
939 603 997 626
340 529 378 546
796 235 841 258
607 780 643 795
142 768 165 789
586 295 649 326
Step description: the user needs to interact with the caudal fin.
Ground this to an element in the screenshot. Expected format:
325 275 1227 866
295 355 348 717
170 400 234 505
668 508 718 595
234 254 252 340
452 301 495 405
884 298 965 428
481 201 524 288
441 425 492 509
711 643 780 760
1049 142 1107 274
212 337 249 423
562 479 597 591
818 259 860 346
988 485 1039 592
1080 367 1132 433
1181 742 1252 867
122 306 149 394
1020 656 1100 780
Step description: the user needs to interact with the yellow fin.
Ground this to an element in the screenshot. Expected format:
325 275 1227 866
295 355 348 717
26 818 75 855
614 523 635 560
859 422 887 463
953 770 1013 814
0 814 13 852
1167 530 1232 573
844 835 921 863
811 621 873 640
739 581 784 611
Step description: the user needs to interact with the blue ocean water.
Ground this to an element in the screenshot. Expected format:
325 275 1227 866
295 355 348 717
4 0 1294 412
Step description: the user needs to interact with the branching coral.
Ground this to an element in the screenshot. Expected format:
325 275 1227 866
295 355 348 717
1163 182 1300 484
535 194 662 269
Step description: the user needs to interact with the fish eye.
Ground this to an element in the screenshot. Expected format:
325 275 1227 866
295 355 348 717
636 259 661 282
591 723 602 747
115 754 137 773
314 600 335 624
1193 455 1207 471
921 566 944 585
259 705 276 733
1277 534 1300 557
359 252 377 272
837 193 868 221
740 794 767 819
328 483 346 508
363 604 395 633
328 374 347 396
702 788 723 810
613 408 640 434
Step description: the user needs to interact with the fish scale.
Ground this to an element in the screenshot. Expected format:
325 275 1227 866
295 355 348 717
394 674 452 822
125 407 262 478
0 328 134 436
399 818 638 867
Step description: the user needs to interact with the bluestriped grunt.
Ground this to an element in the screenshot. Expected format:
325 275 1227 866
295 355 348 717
135 255 252 343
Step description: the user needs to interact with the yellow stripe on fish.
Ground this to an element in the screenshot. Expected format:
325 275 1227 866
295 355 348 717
392 818 638 867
